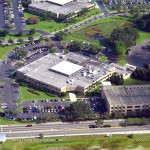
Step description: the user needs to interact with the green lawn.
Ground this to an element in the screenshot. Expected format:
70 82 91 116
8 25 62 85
24 12 68 32
24 9 101 33
3 32 41 40
64 16 130 45
0 44 18 60
0 134 150 150
124 77 150 85
136 31 150 44
19 86 59 101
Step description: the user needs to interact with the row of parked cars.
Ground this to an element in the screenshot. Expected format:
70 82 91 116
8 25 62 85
1 0 15 28
17 0 25 26
22 105 65 114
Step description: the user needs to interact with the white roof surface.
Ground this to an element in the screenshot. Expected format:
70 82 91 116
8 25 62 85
51 60 83 76
47 0 73 5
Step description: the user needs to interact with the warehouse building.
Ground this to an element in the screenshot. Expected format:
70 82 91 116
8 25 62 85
28 0 95 20
101 82 150 115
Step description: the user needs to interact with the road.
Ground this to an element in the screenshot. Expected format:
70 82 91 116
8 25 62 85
1 123 150 138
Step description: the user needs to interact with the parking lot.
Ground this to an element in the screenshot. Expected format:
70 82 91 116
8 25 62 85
12 0 25 32
15 97 105 120
0 0 7 30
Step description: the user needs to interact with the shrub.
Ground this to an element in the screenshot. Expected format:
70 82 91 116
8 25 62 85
27 16 40 24
127 134 134 138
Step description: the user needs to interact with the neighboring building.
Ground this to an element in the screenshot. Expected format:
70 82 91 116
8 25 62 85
105 0 145 4
0 134 6 143
28 0 95 20
101 82 150 115
17 53 116 94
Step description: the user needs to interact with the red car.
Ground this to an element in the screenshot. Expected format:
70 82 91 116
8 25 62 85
26 124 32 127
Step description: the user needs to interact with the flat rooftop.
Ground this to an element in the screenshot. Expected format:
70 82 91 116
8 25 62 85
50 60 83 76
46 0 73 5
29 1 93 15
18 53 114 89
103 85 150 106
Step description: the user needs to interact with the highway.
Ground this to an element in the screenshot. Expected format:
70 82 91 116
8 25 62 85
3 125 150 139
0 121 150 139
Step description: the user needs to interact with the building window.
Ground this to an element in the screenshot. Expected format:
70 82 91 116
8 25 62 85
127 106 132 108
135 106 140 108
127 110 132 112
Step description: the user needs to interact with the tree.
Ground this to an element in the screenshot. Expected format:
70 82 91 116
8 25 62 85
0 29 9 37
65 101 95 121
8 39 14 44
109 73 124 85
49 47 56 53
28 35 34 42
26 16 40 24
114 41 126 58
135 13 150 32
12 49 27 60
39 133 44 140
29 29 35 35
67 41 84 52
55 31 68 41
17 38 24 44
95 119 104 126
131 68 150 81
110 27 139 47
79 8 89 16
18 30 23 36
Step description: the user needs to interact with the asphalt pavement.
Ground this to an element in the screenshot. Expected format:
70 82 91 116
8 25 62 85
2 125 150 138
11 0 24 32
0 2 5 30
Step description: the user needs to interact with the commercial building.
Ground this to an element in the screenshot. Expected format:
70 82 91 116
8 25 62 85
17 53 116 94
17 53 135 94
101 82 150 115
28 0 95 20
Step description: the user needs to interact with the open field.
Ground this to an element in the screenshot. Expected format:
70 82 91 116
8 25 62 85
0 134 150 150
19 86 59 101
64 16 130 45
24 9 101 33
124 77 150 85
64 16 150 47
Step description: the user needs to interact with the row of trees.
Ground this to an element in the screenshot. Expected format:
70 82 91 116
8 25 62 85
67 41 102 55
126 118 148 126
131 68 150 81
